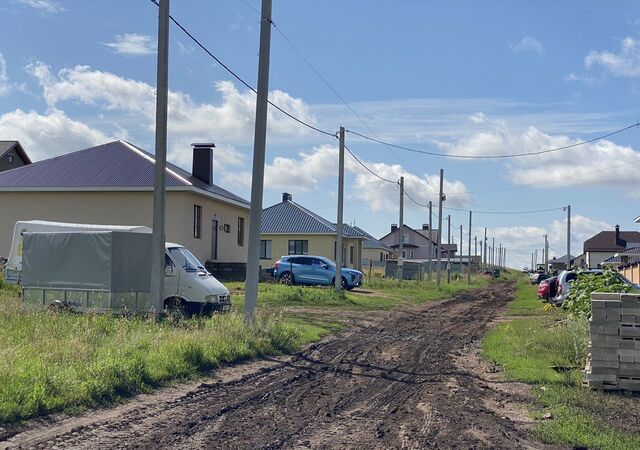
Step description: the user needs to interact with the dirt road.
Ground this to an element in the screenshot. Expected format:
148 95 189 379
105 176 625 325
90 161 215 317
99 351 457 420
4 282 557 449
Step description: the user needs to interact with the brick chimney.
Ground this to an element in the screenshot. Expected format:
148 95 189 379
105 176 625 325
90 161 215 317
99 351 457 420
191 143 215 185
615 224 621 246
391 224 398 232
282 192 292 202
422 224 429 230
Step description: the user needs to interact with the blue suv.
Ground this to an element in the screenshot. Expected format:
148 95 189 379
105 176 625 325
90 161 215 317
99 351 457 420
273 255 363 290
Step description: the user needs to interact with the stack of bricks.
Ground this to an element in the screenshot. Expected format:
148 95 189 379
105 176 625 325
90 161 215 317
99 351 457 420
586 292 640 391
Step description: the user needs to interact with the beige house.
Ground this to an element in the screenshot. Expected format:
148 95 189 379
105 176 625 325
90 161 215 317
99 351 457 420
260 193 366 270
0 141 250 269
353 226 393 267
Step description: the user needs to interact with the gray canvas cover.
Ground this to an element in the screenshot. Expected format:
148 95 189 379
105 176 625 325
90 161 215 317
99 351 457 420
22 231 151 291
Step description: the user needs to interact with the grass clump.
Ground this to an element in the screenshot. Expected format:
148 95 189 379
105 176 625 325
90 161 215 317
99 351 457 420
0 286 313 424
482 275 640 450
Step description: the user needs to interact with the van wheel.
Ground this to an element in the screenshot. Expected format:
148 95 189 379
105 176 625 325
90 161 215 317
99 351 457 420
280 272 294 285
164 297 188 318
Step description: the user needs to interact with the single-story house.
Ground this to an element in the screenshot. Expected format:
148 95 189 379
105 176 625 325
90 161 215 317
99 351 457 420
583 225 640 268
260 193 367 270
0 140 250 269
0 141 31 172
353 226 394 267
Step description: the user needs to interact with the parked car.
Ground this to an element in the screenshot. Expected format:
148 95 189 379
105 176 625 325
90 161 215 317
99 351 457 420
551 269 640 306
522 266 529 273
537 276 558 300
530 272 549 285
273 255 363 290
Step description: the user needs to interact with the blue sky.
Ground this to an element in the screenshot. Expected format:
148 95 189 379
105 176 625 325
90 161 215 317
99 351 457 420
2 0 640 268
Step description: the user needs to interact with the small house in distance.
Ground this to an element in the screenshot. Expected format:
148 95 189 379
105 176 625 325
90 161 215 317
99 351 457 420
260 193 367 270
0 141 31 172
583 225 640 268
353 226 393 268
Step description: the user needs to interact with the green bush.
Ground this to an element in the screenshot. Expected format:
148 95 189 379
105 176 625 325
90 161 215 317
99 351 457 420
563 269 632 317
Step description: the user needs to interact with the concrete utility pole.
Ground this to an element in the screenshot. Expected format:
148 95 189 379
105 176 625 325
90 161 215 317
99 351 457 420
492 237 495 267
459 224 463 278
150 0 170 316
566 204 571 270
436 169 444 288
499 243 502 268
483 227 487 270
428 200 433 283
503 248 507 269
447 214 451 283
474 235 478 270
544 234 549 274
244 0 273 323
397 176 404 280
334 126 345 291
467 211 472 284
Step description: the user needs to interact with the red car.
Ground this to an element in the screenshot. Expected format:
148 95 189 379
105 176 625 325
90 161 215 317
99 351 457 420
537 276 558 301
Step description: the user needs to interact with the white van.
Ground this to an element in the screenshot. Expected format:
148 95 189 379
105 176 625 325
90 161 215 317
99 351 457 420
164 243 231 314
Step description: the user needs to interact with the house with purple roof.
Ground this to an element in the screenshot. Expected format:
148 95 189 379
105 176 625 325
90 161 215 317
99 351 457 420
0 140 250 268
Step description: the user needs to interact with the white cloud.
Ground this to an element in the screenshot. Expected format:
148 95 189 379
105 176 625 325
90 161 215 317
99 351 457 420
25 62 316 141
469 112 487 124
102 34 156 56
549 214 611 257
441 124 640 189
17 0 63 13
585 37 640 77
0 108 111 160
509 36 544 55
0 53 11 96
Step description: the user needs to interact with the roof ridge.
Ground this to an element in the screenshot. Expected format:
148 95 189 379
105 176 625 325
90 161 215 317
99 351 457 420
119 140 192 186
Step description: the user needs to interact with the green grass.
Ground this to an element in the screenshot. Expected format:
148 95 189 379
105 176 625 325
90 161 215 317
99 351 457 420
482 275 640 450
0 285 321 424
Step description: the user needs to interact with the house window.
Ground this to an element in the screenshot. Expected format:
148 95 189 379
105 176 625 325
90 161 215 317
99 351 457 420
260 240 272 259
350 246 354 264
380 252 384 262
8 155 14 164
193 205 202 239
410 250 414 258
288 240 308 255
402 234 409 244
237 217 245 246
402 250 406 258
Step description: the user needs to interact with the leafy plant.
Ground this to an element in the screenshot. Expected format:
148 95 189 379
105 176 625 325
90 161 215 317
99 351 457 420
563 269 632 317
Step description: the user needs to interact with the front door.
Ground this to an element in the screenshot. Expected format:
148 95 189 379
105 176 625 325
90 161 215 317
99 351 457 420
211 219 218 260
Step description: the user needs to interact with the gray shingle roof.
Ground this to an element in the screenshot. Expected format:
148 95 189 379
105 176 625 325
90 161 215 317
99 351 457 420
0 141 31 165
261 199 366 238
0 140 248 207
353 226 393 250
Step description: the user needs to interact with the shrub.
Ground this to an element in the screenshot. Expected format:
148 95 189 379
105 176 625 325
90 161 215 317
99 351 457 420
563 269 632 317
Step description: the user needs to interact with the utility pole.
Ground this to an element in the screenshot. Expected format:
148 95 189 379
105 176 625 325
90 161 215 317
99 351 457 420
397 176 404 280
459 224 463 278
544 234 549 274
483 227 487 270
499 243 502 268
334 126 345 291
567 205 572 270
503 248 507 269
150 0 170 316
447 214 451 283
492 237 495 267
436 169 444 288
428 200 433 283
244 0 273 323
535 249 538 269
467 211 472 284
474 235 478 272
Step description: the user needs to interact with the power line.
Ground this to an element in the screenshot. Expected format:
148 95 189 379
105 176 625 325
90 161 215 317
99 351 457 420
443 206 564 215
344 144 398 184
346 122 639 159
147 0 336 138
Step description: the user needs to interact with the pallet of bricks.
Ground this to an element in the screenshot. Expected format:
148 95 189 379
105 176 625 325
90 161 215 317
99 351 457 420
586 292 640 391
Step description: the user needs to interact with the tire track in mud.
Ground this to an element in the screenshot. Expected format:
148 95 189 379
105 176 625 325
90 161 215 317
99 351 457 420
3 281 558 449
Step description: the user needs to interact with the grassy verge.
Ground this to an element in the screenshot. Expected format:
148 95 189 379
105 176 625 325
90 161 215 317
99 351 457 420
482 275 640 450
0 284 321 424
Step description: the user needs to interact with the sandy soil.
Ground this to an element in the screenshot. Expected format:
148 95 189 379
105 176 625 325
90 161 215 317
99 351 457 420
2 282 563 449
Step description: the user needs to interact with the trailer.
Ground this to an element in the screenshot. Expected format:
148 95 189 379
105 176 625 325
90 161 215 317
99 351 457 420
21 231 154 313
4 220 151 285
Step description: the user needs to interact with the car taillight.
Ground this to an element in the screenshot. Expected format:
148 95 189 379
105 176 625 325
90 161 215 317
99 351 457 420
557 284 562 294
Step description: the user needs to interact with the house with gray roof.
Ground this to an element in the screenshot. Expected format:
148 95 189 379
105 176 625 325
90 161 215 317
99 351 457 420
260 193 367 270
0 141 31 172
0 140 249 267
353 226 393 267
583 225 640 268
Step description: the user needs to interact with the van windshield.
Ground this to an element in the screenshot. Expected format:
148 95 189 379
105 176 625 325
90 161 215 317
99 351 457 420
168 247 207 273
